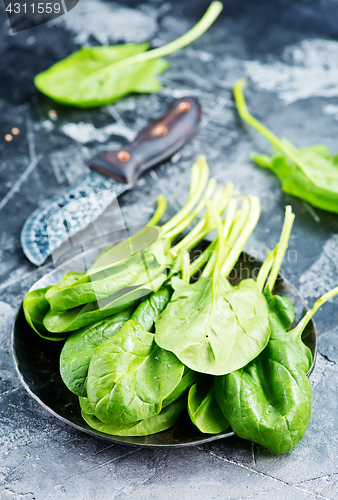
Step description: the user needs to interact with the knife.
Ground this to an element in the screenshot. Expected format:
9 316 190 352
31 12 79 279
21 97 202 266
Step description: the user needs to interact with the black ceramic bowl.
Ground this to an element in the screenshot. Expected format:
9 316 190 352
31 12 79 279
12 245 316 447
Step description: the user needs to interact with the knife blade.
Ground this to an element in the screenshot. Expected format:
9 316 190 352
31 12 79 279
21 97 202 266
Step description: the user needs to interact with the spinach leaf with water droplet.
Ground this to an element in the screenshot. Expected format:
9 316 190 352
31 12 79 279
155 275 270 376
214 293 313 454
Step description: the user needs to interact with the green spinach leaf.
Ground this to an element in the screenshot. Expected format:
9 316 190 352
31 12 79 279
214 295 313 454
86 287 186 425
35 44 167 108
23 286 65 341
163 367 197 407
60 307 134 397
234 78 338 213
155 275 270 376
43 272 166 333
188 376 229 434
47 254 165 312
80 395 186 436
87 319 185 425
34 3 223 108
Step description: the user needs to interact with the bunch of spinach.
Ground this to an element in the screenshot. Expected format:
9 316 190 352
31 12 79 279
34 2 223 108
65 199 333 447
234 78 338 214
155 195 273 376
58 184 239 433
23 162 336 449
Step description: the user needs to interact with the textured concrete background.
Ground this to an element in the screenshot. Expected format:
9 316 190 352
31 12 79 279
1 0 338 498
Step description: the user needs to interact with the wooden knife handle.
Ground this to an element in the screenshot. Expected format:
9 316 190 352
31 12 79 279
87 96 202 184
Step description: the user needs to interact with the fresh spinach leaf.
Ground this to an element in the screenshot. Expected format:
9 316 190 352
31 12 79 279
60 307 134 397
34 3 223 108
155 275 270 376
87 319 185 425
45 271 84 302
85 225 167 276
80 395 186 436
86 288 186 425
23 286 65 341
35 44 165 107
47 254 165 312
188 376 229 434
43 272 167 333
162 367 197 407
214 296 312 454
234 78 338 214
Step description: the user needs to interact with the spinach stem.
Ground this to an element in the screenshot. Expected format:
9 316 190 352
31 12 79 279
164 178 217 241
133 2 223 62
202 201 248 279
201 245 218 279
180 192 234 278
161 157 209 236
147 195 167 227
171 183 234 255
265 206 295 291
256 245 278 292
201 198 238 278
222 199 239 243
202 199 226 280
222 199 248 260
233 79 318 185
221 196 261 278
289 286 338 342
190 240 216 277
83 2 223 84
181 251 191 284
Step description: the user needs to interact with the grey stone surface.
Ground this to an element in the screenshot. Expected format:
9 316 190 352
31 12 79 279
1 0 338 498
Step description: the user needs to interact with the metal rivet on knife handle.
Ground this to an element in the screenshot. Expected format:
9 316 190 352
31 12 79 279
178 101 191 112
117 151 131 162
152 125 168 137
